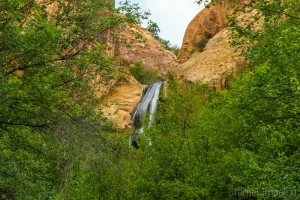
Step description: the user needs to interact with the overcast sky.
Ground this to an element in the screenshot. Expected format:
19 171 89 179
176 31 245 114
116 0 204 47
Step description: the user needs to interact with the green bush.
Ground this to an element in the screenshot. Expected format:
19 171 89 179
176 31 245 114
129 60 164 85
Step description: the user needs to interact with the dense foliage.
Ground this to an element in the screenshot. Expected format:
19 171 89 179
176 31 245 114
0 0 143 199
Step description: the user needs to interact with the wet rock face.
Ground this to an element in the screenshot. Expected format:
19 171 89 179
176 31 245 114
100 75 146 129
179 0 233 61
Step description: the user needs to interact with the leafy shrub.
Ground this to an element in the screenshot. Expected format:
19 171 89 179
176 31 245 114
129 60 164 85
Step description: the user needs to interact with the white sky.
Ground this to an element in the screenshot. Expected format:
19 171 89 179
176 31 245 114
116 0 204 47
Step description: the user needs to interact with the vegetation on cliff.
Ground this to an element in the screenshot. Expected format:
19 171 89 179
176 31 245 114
129 60 170 85
147 20 181 57
0 0 299 199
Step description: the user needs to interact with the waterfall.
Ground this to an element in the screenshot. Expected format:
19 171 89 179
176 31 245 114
130 81 164 147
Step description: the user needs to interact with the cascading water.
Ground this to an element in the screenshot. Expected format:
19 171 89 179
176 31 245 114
130 81 164 148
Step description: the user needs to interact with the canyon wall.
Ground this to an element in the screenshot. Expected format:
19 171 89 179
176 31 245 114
108 25 178 72
103 1 261 127
102 1 237 127
37 0 178 128
100 75 146 129
40 0 254 127
175 4 260 89
179 0 233 61
174 29 245 90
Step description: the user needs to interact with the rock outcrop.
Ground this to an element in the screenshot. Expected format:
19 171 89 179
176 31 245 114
101 1 235 127
109 25 178 72
101 3 262 128
174 29 244 89
179 0 233 61
100 75 145 129
174 9 261 89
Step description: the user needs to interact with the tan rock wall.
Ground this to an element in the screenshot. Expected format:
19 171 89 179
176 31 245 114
100 75 145 129
174 29 244 89
112 25 178 72
174 10 261 89
37 0 177 129
179 0 233 61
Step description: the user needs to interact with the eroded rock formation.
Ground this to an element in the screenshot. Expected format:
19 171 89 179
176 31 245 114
174 9 260 89
110 25 178 72
100 75 146 129
174 29 244 89
102 2 262 128
179 0 233 61
36 0 178 128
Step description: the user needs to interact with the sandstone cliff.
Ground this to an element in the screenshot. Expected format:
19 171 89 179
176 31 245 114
100 75 145 129
174 29 244 89
174 9 260 89
102 1 235 127
109 25 178 72
179 0 233 61
101 3 261 128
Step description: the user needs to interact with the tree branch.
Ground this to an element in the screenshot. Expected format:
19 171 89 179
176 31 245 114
0 120 50 128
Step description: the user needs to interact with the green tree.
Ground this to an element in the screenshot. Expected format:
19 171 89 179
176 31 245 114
147 20 160 39
169 44 180 57
0 0 149 199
